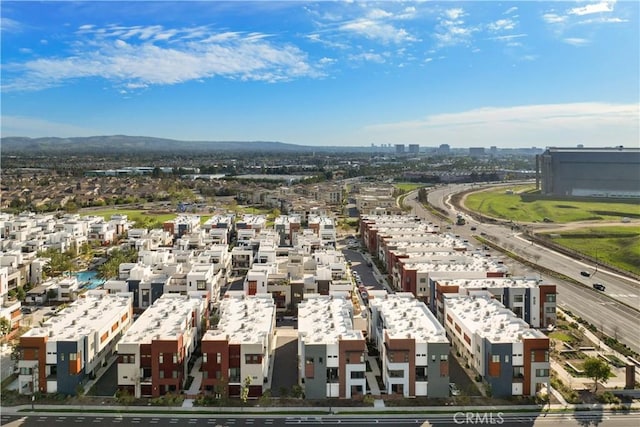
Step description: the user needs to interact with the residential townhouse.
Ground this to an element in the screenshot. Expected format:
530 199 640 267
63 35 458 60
274 215 302 247
443 293 550 397
433 277 557 328
163 215 201 238
368 292 450 398
308 215 337 248
298 294 366 399
202 214 235 245
116 293 207 398
18 290 133 395
200 294 276 398
393 254 508 304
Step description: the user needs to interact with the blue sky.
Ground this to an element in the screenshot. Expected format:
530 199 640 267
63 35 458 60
1 1 638 148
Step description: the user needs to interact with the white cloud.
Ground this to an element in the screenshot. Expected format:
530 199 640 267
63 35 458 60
563 37 590 46
504 7 518 15
434 8 477 47
339 19 417 44
3 26 324 91
1 115 100 137
1 17 22 33
360 103 639 148
348 52 385 63
487 19 517 32
569 1 615 16
542 13 566 24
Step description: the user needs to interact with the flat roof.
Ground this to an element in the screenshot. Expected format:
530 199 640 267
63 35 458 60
437 277 551 290
444 295 546 343
298 295 363 345
203 295 274 344
371 293 448 343
23 291 132 342
119 294 200 344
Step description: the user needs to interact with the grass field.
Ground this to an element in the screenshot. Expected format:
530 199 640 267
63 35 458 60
464 185 639 223
542 226 640 276
394 182 426 192
83 208 213 226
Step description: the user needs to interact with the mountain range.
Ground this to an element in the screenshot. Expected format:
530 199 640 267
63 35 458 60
1 136 374 154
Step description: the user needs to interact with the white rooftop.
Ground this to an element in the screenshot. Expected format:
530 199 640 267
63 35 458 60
23 290 132 342
203 295 275 344
119 294 200 344
298 295 363 345
370 293 448 343
437 277 549 290
445 295 546 343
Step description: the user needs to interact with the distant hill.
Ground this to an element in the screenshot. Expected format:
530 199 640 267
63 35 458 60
0 135 330 154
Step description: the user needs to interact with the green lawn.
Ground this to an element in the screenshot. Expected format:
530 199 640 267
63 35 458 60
394 182 426 192
549 331 575 343
543 226 640 276
83 209 176 224
465 186 639 223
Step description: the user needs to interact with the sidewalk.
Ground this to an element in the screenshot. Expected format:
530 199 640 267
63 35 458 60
182 356 203 408
2 400 639 417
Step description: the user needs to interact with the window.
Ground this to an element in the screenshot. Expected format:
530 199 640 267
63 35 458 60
61 353 65 361
536 369 549 377
492 355 500 363
505 355 509 363
546 306 556 313
531 351 536 361
513 295 524 303
70 353 77 361
388 369 404 378
419 278 426 283
202 353 207 363
196 280 207 290
350 371 365 379
173 353 177 363
159 354 164 364
172 370 178 379
216 353 221 364
245 354 262 364
159 370 165 379
513 367 524 378
440 354 448 361
415 366 428 381
545 294 556 302
544 351 549 362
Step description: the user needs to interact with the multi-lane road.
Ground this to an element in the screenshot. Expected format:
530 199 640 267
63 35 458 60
406 184 640 354
2 411 640 427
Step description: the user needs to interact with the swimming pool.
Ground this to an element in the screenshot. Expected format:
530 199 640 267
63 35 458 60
75 270 105 290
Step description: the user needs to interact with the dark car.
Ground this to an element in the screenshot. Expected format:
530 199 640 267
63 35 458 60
470 226 477 231
593 283 606 291
580 271 591 277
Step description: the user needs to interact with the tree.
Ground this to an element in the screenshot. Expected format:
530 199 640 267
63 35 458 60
240 375 252 403
583 356 611 392
0 317 11 337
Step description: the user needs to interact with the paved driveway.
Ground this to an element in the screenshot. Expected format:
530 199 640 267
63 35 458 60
270 333 298 397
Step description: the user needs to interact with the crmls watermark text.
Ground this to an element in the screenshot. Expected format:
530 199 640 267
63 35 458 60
453 412 505 425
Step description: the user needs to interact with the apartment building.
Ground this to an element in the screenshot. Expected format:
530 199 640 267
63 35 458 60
200 294 276 398
368 293 450 397
18 290 133 395
298 295 366 399
116 293 206 398
443 293 550 397
433 277 557 328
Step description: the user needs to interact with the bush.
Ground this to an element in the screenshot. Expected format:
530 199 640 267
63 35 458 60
597 391 621 404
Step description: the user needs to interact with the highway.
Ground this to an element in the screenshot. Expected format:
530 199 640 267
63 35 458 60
2 411 640 427
405 185 640 354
